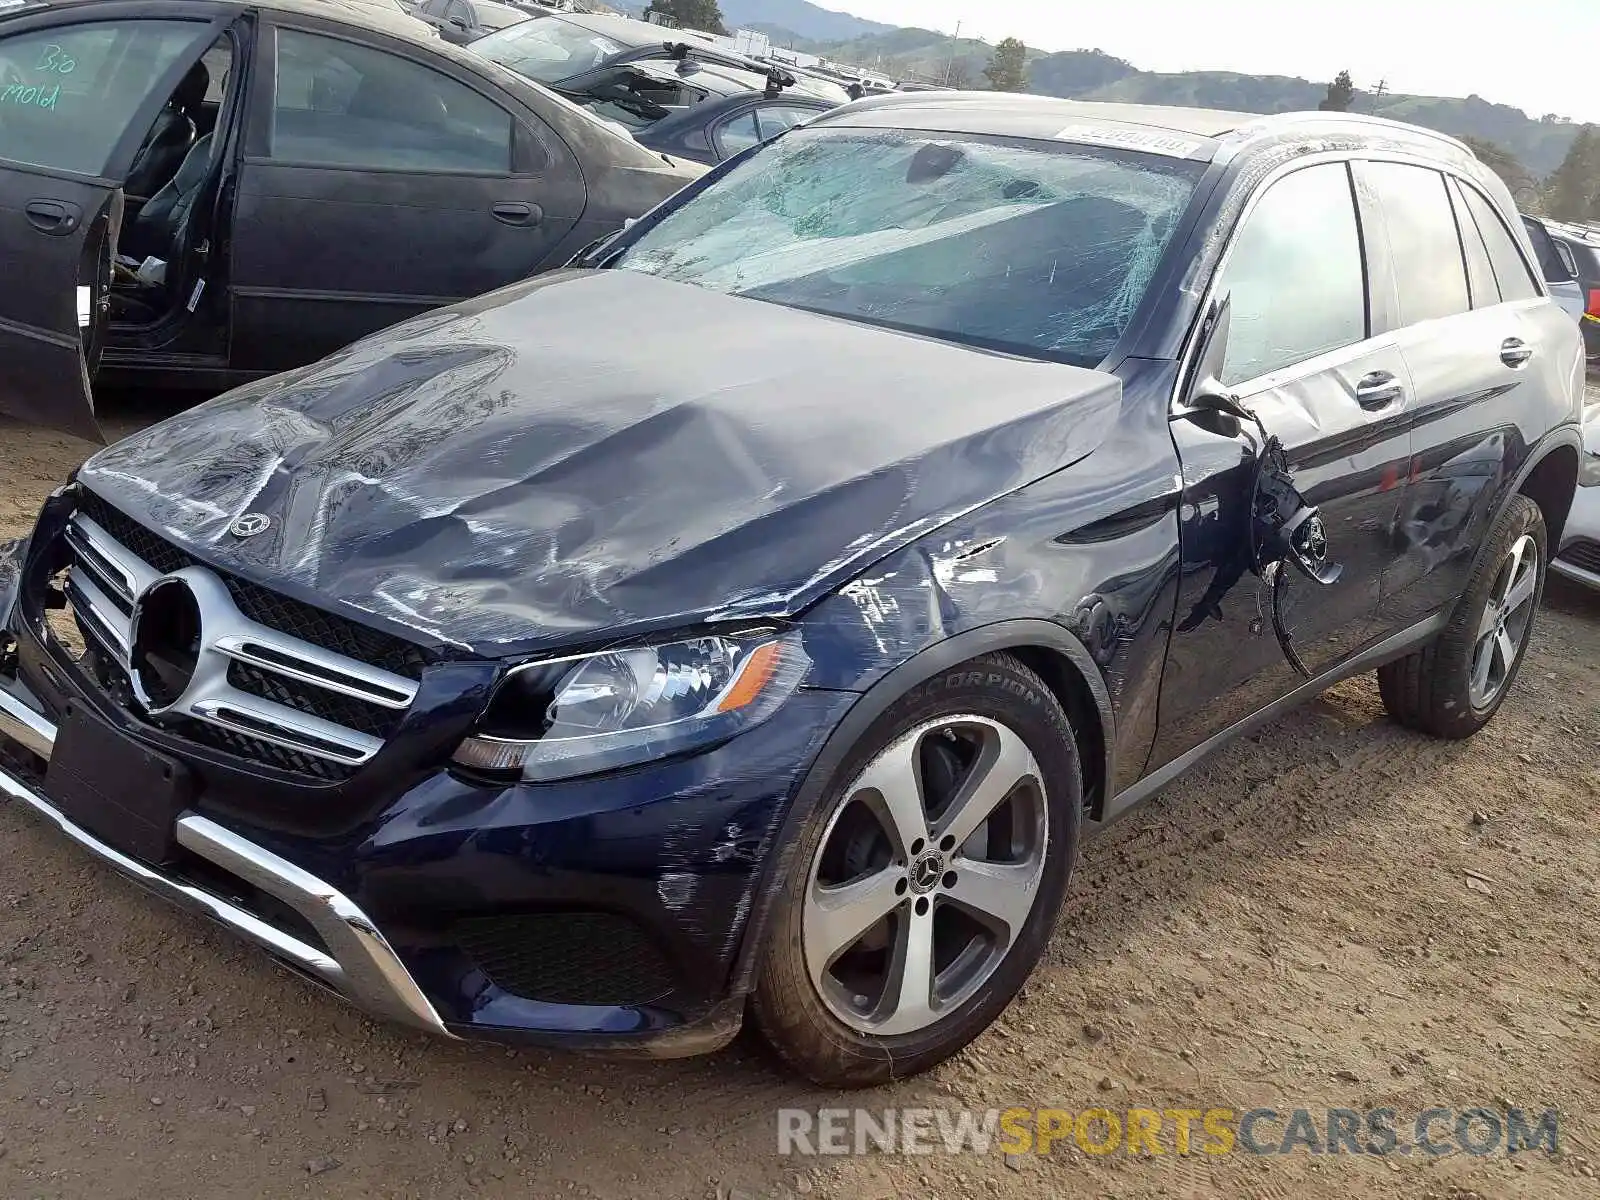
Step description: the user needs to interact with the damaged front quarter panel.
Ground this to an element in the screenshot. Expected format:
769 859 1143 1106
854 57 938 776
0 535 26 650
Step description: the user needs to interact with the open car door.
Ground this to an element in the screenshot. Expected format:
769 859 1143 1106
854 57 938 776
0 4 228 441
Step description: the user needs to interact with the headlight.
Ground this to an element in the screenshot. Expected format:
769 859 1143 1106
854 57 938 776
452 630 809 781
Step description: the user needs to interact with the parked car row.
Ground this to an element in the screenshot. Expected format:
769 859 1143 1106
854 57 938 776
0 0 701 436
470 11 848 164
0 56 1587 1091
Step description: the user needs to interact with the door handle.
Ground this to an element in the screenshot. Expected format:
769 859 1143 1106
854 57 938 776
1355 370 1404 410
1500 337 1534 368
25 199 82 236
492 202 543 227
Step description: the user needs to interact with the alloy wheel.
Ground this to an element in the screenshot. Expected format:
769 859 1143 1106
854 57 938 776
801 715 1049 1036
1469 532 1539 709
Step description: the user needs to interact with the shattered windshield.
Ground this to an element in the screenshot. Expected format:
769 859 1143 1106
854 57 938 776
612 128 1204 365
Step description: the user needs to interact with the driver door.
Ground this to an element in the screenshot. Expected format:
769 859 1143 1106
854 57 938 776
0 6 224 441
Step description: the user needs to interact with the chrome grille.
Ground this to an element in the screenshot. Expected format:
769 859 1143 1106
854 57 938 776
59 508 421 776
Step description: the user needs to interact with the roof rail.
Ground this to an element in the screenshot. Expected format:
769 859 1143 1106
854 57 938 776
1231 110 1474 156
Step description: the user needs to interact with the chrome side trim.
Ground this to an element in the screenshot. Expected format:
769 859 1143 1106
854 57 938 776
0 679 449 1036
0 676 55 761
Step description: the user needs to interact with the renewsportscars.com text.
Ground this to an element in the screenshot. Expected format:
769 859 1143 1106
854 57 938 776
777 1106 1560 1158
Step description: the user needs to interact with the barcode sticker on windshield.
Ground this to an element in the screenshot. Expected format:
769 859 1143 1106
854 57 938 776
1054 124 1206 158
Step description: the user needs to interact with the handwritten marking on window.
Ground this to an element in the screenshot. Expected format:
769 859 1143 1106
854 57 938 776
0 82 60 109
34 44 76 74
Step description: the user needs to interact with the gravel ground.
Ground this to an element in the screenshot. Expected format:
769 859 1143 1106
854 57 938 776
0 394 1597 1200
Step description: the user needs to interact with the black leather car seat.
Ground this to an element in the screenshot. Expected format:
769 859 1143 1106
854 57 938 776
122 132 213 263
124 61 208 201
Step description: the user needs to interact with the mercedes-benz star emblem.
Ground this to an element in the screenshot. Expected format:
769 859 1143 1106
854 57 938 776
229 512 272 539
909 851 944 895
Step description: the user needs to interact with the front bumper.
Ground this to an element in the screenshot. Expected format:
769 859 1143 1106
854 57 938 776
0 681 447 1032
0 503 858 1055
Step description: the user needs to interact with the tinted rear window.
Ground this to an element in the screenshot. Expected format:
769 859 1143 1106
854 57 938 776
612 129 1204 366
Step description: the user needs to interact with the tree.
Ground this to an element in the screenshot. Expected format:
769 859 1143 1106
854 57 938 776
983 37 1029 93
1461 136 1539 207
642 0 726 36
1546 126 1600 222
1318 69 1355 112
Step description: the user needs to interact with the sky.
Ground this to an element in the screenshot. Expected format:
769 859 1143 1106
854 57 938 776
822 0 1600 123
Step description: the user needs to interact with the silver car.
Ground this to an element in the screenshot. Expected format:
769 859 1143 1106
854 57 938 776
1551 399 1600 589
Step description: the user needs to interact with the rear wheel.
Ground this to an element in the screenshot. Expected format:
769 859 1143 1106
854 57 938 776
1378 494 1546 739
751 653 1081 1086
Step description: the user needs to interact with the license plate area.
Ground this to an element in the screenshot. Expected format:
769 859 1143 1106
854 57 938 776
44 700 193 864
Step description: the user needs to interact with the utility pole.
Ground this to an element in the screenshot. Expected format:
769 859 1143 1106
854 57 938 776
1371 78 1388 111
945 20 962 86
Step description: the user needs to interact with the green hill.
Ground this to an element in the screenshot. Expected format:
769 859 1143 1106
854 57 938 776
759 29 1581 177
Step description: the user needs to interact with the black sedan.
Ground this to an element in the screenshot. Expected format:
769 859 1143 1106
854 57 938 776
632 63 836 165
501 53 838 166
0 0 701 437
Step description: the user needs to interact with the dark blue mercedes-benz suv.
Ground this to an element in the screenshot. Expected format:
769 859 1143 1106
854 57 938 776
0 94 1585 1086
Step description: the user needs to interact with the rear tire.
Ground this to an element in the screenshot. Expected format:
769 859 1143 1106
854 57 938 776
1378 494 1546 739
750 653 1081 1087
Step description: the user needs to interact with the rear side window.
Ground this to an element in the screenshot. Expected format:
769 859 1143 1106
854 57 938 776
1217 162 1367 385
1520 214 1571 285
1461 188 1540 302
270 29 512 172
712 110 759 158
1366 162 1470 324
1453 184 1500 309
0 20 207 175
756 105 819 139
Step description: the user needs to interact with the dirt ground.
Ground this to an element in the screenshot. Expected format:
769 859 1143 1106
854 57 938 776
0 396 1597 1200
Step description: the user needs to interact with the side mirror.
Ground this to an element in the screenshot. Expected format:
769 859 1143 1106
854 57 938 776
448 15 468 28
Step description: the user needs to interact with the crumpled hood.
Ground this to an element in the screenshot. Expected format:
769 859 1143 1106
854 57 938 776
79 270 1122 658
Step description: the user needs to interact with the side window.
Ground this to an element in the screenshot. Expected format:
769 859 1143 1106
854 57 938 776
1451 182 1500 308
421 0 451 17
1460 189 1540 302
0 21 208 175
448 0 475 24
1217 163 1368 386
269 30 512 172
713 110 760 158
755 104 817 140
1365 162 1470 324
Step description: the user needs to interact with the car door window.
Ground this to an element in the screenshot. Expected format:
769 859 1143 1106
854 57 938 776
755 104 818 140
0 20 208 175
713 109 759 158
1216 162 1368 386
1452 183 1500 308
1365 162 1470 324
270 29 512 172
1461 188 1540 302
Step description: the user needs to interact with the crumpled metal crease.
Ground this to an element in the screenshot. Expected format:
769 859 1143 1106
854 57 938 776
78 270 1122 660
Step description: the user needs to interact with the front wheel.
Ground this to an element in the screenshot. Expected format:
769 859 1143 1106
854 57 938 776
751 653 1081 1087
1378 493 1546 739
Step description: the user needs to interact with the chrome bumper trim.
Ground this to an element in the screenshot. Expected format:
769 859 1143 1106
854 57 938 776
0 675 450 1036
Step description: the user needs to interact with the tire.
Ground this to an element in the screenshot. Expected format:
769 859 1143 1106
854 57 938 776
1378 494 1547 739
750 652 1082 1087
